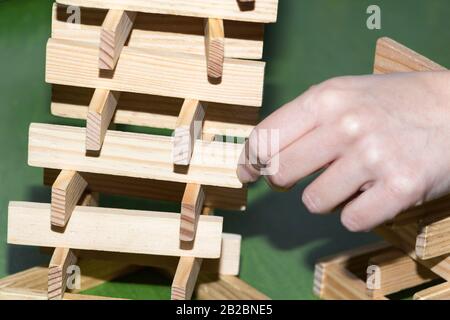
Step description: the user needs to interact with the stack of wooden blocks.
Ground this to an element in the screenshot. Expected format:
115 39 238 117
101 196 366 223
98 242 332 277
314 37 450 301
1 0 279 300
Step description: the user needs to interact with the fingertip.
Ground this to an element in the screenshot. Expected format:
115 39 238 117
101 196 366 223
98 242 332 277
236 165 258 184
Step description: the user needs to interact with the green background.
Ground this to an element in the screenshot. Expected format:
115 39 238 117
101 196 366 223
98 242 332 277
1 0 450 300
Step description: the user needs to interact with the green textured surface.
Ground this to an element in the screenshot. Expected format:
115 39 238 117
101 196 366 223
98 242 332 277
1 0 450 300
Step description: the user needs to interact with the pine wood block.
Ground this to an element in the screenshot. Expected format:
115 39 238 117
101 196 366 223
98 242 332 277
416 214 450 260
51 170 88 227
8 202 224 258
29 123 244 188
180 184 205 242
314 243 391 300
171 257 203 300
0 263 138 294
205 18 224 79
414 282 450 300
374 37 446 74
44 169 247 211
76 233 241 276
56 0 279 23
366 248 437 298
86 89 120 152
53 4 264 60
393 194 450 226
51 85 258 138
48 248 78 300
99 10 136 70
196 274 270 300
173 99 205 166
375 224 450 281
46 38 265 107
0 288 121 300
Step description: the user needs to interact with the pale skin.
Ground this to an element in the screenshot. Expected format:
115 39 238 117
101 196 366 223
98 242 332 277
237 72 450 232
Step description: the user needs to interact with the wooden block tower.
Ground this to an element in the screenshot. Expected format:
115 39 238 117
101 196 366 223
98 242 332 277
2 0 279 300
314 37 450 300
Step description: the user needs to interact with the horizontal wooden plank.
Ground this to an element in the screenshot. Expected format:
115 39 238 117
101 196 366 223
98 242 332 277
375 225 450 282
53 3 264 59
44 169 247 211
367 248 437 298
56 0 279 23
46 38 265 107
51 85 258 138
74 233 241 275
374 37 446 74
416 214 450 260
8 202 223 258
414 282 450 300
29 123 243 188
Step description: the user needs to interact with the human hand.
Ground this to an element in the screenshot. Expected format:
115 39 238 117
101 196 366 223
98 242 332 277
237 72 450 231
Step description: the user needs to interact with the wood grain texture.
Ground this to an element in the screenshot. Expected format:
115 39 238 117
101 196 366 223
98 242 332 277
46 38 265 107
52 3 265 60
314 243 390 300
196 274 269 300
75 233 241 276
416 214 450 260
180 184 205 242
48 248 78 300
86 89 120 152
8 202 223 258
205 18 224 79
51 170 88 227
375 224 450 281
56 0 279 23
51 85 258 138
29 123 244 188
171 257 202 300
44 169 248 211
99 10 136 69
0 287 124 300
173 99 205 166
374 37 446 74
393 194 450 226
414 282 450 300
366 248 437 298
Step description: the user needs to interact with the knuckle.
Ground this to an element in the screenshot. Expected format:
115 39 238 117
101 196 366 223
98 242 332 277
385 173 422 199
359 135 386 167
337 113 366 140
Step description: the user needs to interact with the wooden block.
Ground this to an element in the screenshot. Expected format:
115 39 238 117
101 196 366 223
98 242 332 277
314 243 390 300
375 224 450 281
416 214 450 260
53 4 265 60
393 195 450 226
44 169 248 211
99 10 136 70
56 0 279 23
48 248 78 300
51 85 258 138
0 263 137 293
205 18 224 79
51 170 88 227
46 38 265 107
366 248 437 298
196 274 270 300
171 257 203 300
173 99 205 166
414 282 450 300
0 287 126 300
86 89 120 152
374 37 446 74
74 233 241 276
180 184 205 242
8 202 224 258
29 123 244 188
